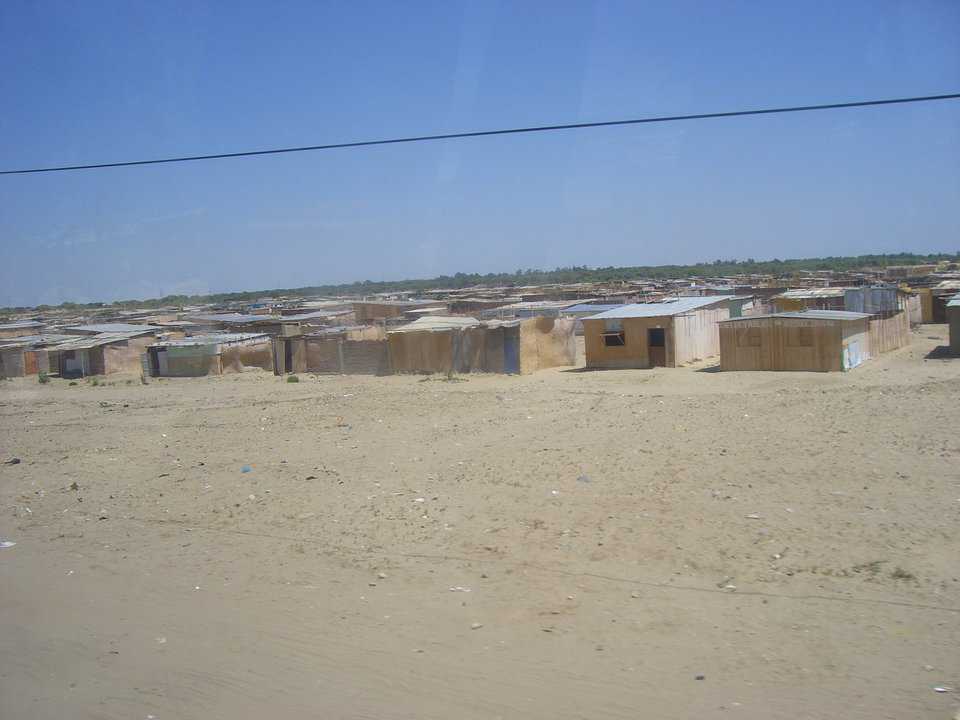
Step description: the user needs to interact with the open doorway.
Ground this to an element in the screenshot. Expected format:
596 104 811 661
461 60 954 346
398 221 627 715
648 328 666 367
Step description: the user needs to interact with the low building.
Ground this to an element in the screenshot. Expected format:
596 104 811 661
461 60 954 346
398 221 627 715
582 297 732 369
52 329 162 378
0 333 74 377
915 281 960 323
146 333 273 377
884 264 938 279
386 315 575 375
719 310 872 372
273 326 389 375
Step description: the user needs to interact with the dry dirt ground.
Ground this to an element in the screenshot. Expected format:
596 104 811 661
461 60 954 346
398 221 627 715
1 326 959 720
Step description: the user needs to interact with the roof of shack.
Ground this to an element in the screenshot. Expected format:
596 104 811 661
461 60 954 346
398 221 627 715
149 332 269 347
720 310 871 323
584 297 729 320
387 316 481 333
65 323 162 334
773 287 849 299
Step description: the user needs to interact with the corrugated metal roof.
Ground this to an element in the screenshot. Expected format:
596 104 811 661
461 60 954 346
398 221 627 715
52 332 154 351
0 333 76 348
0 320 45 331
277 310 345 321
388 316 481 333
487 300 591 311
150 332 269 347
65 323 162 334
721 310 871 323
947 295 960 308
186 313 277 324
584 297 729 320
354 299 443 307
561 303 623 314
774 287 849 299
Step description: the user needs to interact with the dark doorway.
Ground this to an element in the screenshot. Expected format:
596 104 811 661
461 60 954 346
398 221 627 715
283 340 293 373
648 328 666 367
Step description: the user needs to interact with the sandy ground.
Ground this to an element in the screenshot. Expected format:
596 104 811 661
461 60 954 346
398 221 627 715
1 326 959 720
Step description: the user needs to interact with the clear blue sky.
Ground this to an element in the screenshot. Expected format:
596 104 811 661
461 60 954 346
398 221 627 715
1 1 958 306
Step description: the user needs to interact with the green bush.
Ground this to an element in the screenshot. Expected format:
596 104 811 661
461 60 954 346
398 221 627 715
286 375 300 383
68 381 78 386
37 372 50 384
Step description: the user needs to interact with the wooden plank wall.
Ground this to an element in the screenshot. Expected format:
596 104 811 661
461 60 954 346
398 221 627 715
0 349 25 377
305 338 341 373
868 311 910 355
387 330 455 373
103 337 155 375
518 317 576 374
720 319 844 371
341 340 390 375
221 341 274 373
672 306 729 365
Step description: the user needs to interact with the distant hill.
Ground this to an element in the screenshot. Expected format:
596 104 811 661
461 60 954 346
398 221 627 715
6 251 958 313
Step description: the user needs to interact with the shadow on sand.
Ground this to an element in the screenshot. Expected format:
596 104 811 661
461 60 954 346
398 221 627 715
925 346 958 360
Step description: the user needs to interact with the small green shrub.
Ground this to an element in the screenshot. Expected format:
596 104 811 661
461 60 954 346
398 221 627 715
37 372 50 384
68 381 78 386
891 567 916 581
286 375 300 383
90 377 99 386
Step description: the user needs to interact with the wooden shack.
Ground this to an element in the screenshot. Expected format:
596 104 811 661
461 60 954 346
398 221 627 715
582 297 731 369
54 329 161 378
146 333 273 377
386 315 575 375
719 310 872 372
274 326 390 375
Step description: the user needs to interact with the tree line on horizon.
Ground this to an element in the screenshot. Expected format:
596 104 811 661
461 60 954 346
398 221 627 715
5 251 958 314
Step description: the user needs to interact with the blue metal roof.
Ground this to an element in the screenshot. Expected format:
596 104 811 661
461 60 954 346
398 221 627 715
584 297 729 320
562 303 623 314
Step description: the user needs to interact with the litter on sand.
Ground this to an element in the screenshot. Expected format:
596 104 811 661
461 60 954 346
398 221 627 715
241 465 252 473
0 540 16 549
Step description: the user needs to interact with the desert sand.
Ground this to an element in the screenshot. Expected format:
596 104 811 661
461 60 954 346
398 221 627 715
1 327 958 719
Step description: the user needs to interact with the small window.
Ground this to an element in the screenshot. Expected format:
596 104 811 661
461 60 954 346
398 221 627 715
602 332 626 347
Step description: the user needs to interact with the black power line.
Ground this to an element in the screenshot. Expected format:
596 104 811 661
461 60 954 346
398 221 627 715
2 93 958 176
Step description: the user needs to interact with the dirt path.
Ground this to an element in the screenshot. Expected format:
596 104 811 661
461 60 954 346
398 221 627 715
2 325 958 719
